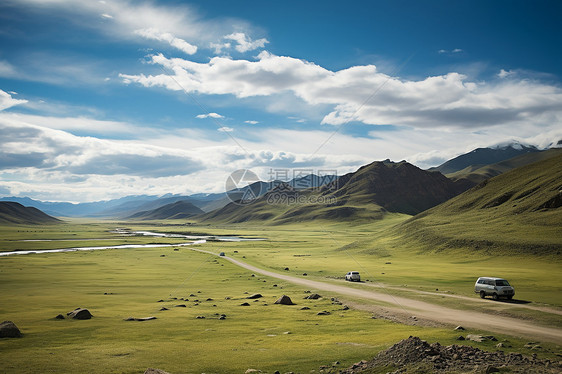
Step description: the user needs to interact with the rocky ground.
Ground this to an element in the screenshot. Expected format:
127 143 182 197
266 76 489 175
337 336 562 374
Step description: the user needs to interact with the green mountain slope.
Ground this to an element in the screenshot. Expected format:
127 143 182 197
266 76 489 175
127 200 204 220
397 153 562 255
0 201 61 225
201 160 472 224
447 148 562 183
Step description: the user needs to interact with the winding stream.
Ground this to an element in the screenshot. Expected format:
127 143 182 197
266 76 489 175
0 229 264 257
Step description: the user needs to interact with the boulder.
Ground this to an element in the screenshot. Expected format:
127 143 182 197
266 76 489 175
0 321 22 338
304 293 321 300
55 314 65 320
67 308 92 320
317 311 331 316
455 325 465 330
247 293 263 299
274 295 295 305
240 302 251 306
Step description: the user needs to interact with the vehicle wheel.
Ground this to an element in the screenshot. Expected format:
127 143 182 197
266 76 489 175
492 293 499 301
507 295 513 300
479 291 486 299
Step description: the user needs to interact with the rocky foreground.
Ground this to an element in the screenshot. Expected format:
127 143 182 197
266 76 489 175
339 336 561 374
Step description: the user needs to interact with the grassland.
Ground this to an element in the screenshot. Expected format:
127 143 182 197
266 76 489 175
1 216 561 373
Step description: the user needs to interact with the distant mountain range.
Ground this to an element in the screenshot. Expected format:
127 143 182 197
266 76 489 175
0 201 61 225
1 141 559 222
201 159 474 224
430 142 541 175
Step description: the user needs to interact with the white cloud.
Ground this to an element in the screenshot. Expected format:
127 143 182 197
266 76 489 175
244 120 259 124
218 126 233 132
0 90 28 111
498 69 515 79
0 60 17 77
135 28 197 55
121 52 562 131
452 48 463 53
196 112 225 119
224 32 268 53
100 13 112 19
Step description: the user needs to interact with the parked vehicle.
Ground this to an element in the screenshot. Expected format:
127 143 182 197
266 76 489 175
345 271 361 282
474 277 515 300
219 252 225 256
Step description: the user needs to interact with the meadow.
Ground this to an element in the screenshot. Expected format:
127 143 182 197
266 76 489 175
1 217 561 373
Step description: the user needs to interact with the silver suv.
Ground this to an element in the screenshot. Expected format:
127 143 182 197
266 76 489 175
474 277 515 300
345 271 361 282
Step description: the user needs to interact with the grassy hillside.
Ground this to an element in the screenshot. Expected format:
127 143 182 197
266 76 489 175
396 152 562 255
0 201 61 225
127 200 204 220
447 148 562 184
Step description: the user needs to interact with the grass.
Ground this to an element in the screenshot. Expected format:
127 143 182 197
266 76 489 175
1 217 561 373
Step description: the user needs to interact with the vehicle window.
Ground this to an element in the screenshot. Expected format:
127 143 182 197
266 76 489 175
477 279 484 284
495 280 510 286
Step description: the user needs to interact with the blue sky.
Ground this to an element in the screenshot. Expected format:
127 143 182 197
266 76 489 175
0 0 561 202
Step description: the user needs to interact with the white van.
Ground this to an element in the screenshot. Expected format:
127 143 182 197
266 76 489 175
474 277 515 300
345 271 361 282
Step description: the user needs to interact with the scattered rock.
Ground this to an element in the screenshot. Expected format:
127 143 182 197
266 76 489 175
456 336 465 341
454 326 465 330
219 315 226 320
304 293 321 299
284 267 289 271
240 302 251 306
317 311 331 316
124 317 157 321
273 284 278 287
247 293 263 299
302 273 308 276
342 305 350 310
466 334 496 342
283 331 291 334
300 306 310 310
206 298 213 301
251 274 255 277
385 262 391 264
274 295 295 305
67 308 92 320
55 314 65 320
0 321 22 338
174 304 187 308
196 316 205 319
338 336 561 373
159 307 168 311
157 299 164 302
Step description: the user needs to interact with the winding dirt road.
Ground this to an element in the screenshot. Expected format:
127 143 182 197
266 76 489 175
193 248 562 344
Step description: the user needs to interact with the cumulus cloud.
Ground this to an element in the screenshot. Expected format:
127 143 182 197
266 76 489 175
218 126 233 132
244 120 259 124
135 28 197 55
120 52 562 131
196 112 224 119
224 32 268 53
498 69 515 79
0 90 28 111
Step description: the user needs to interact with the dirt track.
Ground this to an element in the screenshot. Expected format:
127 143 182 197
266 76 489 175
193 248 562 345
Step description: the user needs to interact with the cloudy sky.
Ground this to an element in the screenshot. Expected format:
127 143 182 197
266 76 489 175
0 0 561 202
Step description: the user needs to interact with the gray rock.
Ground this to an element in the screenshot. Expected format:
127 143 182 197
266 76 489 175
247 293 263 299
304 293 321 299
317 311 331 316
274 295 295 305
240 302 251 306
55 314 65 320
67 308 92 320
0 321 22 338
455 325 465 330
